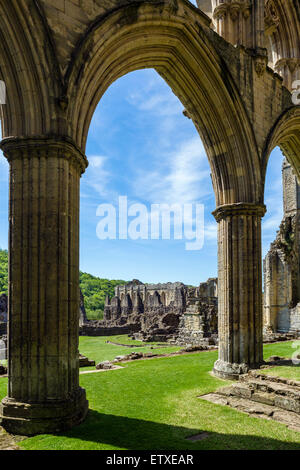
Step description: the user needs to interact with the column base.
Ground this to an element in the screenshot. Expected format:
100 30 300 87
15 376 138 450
0 387 88 436
212 359 261 380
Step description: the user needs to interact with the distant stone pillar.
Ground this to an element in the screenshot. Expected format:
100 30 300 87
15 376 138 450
212 203 266 379
212 0 253 48
0 136 89 435
211 1 266 57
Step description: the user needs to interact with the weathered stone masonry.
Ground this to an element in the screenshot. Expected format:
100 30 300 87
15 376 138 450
0 137 89 435
103 279 218 343
264 159 300 334
0 0 299 434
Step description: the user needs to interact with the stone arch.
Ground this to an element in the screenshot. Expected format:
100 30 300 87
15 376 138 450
0 0 63 138
262 106 300 336
265 0 300 90
0 0 288 434
262 106 300 184
65 1 261 206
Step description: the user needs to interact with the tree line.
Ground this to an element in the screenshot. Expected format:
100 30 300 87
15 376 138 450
0 248 126 320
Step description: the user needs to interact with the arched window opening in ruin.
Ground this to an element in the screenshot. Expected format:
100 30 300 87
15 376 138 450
0 0 298 436
262 111 300 335
81 69 219 340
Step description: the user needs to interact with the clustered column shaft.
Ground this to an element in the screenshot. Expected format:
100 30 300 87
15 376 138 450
212 203 266 379
212 0 265 51
0 137 89 435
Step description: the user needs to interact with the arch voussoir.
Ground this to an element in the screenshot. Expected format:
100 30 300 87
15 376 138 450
263 106 300 183
1 0 290 435
66 2 261 207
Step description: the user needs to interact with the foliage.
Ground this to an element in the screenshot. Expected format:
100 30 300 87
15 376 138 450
79 272 127 320
0 249 8 296
0 249 127 320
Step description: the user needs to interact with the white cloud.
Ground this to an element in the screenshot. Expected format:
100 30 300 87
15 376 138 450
262 193 283 257
262 213 282 232
126 71 183 118
136 93 183 117
0 151 7 165
0 151 8 183
205 222 218 241
83 155 111 198
133 136 212 206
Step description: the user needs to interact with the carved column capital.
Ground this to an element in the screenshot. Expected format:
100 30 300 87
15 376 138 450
213 3 228 20
229 4 240 21
230 2 252 21
242 3 252 19
0 135 88 174
213 202 267 222
265 0 280 35
213 1 252 21
1 133 89 434
275 58 300 74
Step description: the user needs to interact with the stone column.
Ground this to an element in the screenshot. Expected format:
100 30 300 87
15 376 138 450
212 0 253 48
211 1 267 55
212 203 266 380
0 136 89 435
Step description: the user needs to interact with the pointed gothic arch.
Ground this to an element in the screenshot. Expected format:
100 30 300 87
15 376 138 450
0 0 297 435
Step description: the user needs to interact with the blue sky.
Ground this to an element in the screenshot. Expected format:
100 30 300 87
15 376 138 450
0 68 284 285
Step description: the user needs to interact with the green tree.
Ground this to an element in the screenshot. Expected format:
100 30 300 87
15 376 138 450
0 249 8 295
0 249 126 320
79 271 127 320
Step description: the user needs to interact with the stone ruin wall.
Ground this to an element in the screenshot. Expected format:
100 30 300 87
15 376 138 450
0 294 7 337
0 294 7 360
176 284 218 346
102 278 218 343
263 159 300 334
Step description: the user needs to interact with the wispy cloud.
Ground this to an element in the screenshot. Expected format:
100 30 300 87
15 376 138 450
261 146 284 257
133 136 212 206
126 71 183 118
0 151 7 165
82 155 111 198
131 92 183 117
262 211 282 233
205 222 217 241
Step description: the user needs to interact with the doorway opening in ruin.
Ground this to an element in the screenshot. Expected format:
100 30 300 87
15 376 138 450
80 69 218 337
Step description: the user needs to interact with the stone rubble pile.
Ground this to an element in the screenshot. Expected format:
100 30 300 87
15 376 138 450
101 278 218 344
79 354 95 367
201 370 300 432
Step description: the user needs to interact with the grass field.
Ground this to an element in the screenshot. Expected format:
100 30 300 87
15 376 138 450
78 336 184 371
0 337 299 450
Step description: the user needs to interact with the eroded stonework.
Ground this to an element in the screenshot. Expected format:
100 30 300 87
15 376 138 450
79 289 89 327
176 285 218 346
102 278 218 343
0 0 299 435
264 159 300 334
0 295 7 337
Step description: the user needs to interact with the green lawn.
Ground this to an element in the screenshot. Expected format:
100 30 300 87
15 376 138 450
261 340 300 381
0 339 299 450
260 366 300 381
78 336 184 370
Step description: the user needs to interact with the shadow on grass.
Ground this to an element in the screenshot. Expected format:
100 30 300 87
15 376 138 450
53 409 300 450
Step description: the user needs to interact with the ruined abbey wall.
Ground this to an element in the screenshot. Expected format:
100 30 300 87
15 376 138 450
264 159 300 334
102 278 218 343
